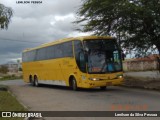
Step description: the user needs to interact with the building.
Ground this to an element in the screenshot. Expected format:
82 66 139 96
134 54 159 61
4 61 19 73
123 54 159 71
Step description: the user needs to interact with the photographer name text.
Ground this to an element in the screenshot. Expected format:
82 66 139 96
16 1 42 4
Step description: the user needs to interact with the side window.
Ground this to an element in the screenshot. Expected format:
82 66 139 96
54 44 63 58
26 52 30 62
22 50 36 62
74 40 86 73
36 48 46 60
62 41 73 57
29 50 36 61
22 52 27 62
46 45 55 59
22 41 73 62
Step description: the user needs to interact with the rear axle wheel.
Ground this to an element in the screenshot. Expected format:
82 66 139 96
34 76 39 87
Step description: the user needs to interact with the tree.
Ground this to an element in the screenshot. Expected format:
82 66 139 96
76 0 160 55
19 67 22 71
0 3 13 29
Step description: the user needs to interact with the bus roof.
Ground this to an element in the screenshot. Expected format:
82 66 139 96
23 36 114 52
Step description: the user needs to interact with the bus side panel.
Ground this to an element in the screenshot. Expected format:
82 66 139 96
22 62 35 83
45 59 64 81
60 57 77 85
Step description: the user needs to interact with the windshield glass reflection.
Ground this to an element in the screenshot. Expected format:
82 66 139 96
84 40 122 73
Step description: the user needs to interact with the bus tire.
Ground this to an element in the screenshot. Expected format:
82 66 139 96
72 77 78 91
29 75 35 86
34 76 39 87
100 86 106 90
29 75 32 83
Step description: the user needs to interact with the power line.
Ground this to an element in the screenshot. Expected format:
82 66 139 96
0 37 44 44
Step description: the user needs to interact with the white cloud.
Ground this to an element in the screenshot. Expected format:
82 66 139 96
54 14 74 21
68 31 92 38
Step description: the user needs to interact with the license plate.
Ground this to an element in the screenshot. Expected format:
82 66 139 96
106 82 112 86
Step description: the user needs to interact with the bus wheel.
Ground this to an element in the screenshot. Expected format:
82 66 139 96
29 75 34 86
100 86 106 90
34 76 39 87
72 78 78 91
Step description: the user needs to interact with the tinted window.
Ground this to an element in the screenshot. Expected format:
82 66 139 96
22 50 36 62
29 50 36 61
36 48 46 60
54 44 63 58
23 41 73 62
22 52 27 62
62 41 73 57
46 45 55 59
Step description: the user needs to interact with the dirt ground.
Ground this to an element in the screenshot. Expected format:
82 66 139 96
123 76 160 90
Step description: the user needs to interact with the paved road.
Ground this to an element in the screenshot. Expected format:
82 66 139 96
0 80 160 120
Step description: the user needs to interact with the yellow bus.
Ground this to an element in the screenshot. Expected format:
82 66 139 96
22 36 123 90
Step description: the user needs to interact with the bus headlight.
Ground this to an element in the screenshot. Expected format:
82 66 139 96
89 78 100 81
118 75 123 79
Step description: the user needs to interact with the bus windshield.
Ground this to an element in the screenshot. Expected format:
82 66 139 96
83 39 122 73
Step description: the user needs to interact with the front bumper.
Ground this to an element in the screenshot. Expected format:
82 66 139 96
80 78 124 88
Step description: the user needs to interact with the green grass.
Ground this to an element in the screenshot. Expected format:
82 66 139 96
0 75 22 81
0 86 27 120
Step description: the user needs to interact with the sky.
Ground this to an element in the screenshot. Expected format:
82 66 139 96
0 0 90 64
